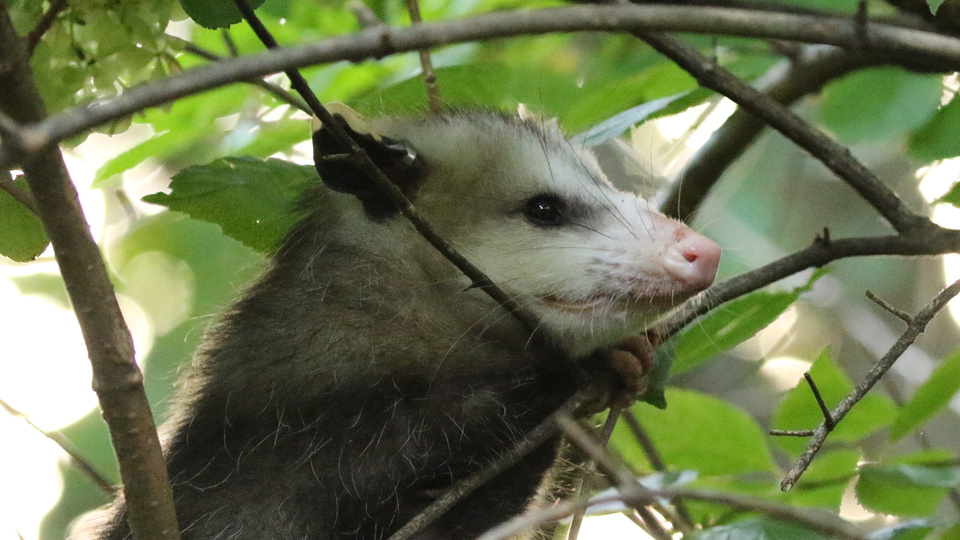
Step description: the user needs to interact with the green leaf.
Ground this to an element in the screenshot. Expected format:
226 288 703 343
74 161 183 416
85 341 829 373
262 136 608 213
694 517 830 540
10 273 70 309
870 522 934 540
612 388 777 475
563 62 700 132
669 290 797 374
910 97 960 163
180 0 265 29
94 131 178 185
772 349 898 456
891 346 960 440
819 68 942 143
351 63 582 121
0 178 49 262
573 92 690 147
857 463 960 517
669 269 826 374
786 449 859 509
672 269 829 374
928 0 946 14
142 157 317 252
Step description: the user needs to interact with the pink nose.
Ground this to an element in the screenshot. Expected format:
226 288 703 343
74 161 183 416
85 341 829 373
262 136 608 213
664 229 721 290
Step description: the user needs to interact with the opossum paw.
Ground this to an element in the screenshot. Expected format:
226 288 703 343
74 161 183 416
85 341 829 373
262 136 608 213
603 336 655 407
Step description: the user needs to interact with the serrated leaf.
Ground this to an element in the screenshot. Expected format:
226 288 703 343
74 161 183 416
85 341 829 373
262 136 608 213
909 97 960 163
891 346 960 440
820 68 942 143
0 178 49 262
612 388 777 475
773 350 898 456
180 0 265 29
142 157 317 252
695 516 830 540
857 463 959 517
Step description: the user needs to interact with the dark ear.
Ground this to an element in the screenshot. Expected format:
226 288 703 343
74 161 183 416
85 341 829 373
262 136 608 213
312 108 425 220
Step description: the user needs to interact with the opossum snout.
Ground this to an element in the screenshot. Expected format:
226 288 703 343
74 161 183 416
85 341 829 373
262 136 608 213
662 228 721 291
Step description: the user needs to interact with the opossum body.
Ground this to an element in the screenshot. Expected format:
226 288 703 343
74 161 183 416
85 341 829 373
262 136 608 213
79 110 720 539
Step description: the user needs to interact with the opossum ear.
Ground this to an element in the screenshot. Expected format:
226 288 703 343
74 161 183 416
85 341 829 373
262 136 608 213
312 104 425 220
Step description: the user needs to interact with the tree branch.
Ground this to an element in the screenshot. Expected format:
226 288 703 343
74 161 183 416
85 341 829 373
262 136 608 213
654 228 960 338
26 0 67 53
781 278 960 490
637 31 928 233
181 43 311 113
12 4 960 154
661 47 924 221
404 0 442 113
0 6 179 540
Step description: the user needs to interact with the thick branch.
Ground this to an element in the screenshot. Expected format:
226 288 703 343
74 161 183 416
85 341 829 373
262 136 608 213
0 7 179 540
662 48 913 221
639 32 927 233
13 5 960 152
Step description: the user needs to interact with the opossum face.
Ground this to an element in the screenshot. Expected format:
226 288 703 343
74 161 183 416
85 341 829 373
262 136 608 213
314 111 721 356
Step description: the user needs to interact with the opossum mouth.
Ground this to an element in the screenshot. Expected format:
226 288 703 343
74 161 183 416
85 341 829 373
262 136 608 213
539 291 687 314
539 294 612 313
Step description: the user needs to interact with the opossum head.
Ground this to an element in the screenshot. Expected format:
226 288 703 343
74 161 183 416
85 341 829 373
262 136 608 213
313 109 720 357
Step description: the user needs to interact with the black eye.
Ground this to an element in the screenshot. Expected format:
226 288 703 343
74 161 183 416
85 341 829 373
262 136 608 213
523 194 567 227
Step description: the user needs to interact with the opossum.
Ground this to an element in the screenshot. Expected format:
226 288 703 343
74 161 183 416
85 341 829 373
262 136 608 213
78 109 720 539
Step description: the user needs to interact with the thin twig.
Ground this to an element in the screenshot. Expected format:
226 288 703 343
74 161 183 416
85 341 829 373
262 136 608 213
0 398 114 493
770 429 817 437
865 289 913 323
220 28 240 57
27 0 68 52
781 278 960 490
404 0 441 113
347 0 383 28
568 406 623 540
622 410 694 533
804 372 835 430
232 0 540 332
182 43 311 113
556 413 672 540
18 5 960 152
